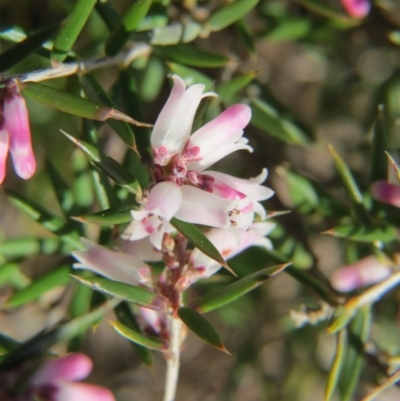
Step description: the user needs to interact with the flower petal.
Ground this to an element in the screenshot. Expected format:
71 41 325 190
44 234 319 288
4 88 36 180
371 180 400 208
151 75 205 162
117 238 162 262
54 381 115 401
72 238 151 286
175 185 235 228
32 353 92 385
0 127 9 184
340 0 370 18
147 181 183 220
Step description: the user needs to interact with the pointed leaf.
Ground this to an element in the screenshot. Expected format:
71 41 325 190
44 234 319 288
324 330 347 401
171 218 235 276
114 303 154 367
61 130 143 200
154 45 229 68
95 0 120 30
71 275 159 309
74 205 134 225
385 152 400 183
0 237 63 258
191 263 290 313
0 333 20 354
0 262 31 290
6 266 71 308
266 18 311 42
251 98 312 144
218 72 256 106
110 321 165 351
19 81 141 124
324 224 396 243
207 0 260 32
5 189 82 249
370 105 389 183
51 0 96 63
106 0 153 56
167 62 213 88
80 74 138 149
178 307 229 354
0 24 58 71
0 23 27 43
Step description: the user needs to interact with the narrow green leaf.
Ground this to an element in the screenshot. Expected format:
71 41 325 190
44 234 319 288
0 333 20 354
71 275 158 309
385 152 400 183
0 237 63 258
218 72 256 106
114 303 154 367
208 0 260 32
251 98 312 144
150 23 183 45
324 330 347 401
106 0 153 56
178 307 229 354
235 19 255 53
191 263 290 313
167 62 213 88
5 189 82 249
110 320 165 351
52 0 96 63
370 105 388 183
74 205 133 225
20 81 142 125
80 74 137 149
324 224 396 243
6 266 71 308
339 307 371 401
137 15 168 32
0 298 119 370
95 0 120 30
170 218 235 276
0 24 58 71
0 263 31 290
61 130 143 200
154 45 229 68
0 23 27 43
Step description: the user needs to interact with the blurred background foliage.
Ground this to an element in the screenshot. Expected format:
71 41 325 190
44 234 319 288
1 0 400 400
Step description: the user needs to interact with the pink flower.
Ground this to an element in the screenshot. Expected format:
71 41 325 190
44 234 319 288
371 180 400 208
0 81 36 184
339 0 370 19
23 353 115 401
331 255 391 292
72 238 153 287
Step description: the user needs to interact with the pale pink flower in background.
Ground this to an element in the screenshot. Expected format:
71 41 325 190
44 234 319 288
122 181 183 250
339 0 370 18
371 180 400 208
72 238 152 287
331 255 391 292
0 81 35 183
25 353 115 401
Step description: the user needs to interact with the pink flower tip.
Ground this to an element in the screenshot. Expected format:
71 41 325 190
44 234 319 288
371 180 400 208
340 0 370 19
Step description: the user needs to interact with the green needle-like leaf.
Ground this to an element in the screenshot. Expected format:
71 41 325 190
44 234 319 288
71 275 159 309
207 0 260 32
178 307 230 354
61 130 143 200
154 45 229 68
106 0 153 56
370 105 388 183
51 0 96 64
323 224 396 243
81 74 138 149
6 266 71 308
190 263 290 313
74 205 134 225
218 72 256 106
20 81 142 125
324 330 347 401
0 24 58 71
110 321 165 351
0 237 64 258
171 218 235 276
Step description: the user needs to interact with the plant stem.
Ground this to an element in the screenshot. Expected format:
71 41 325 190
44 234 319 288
163 315 182 401
0 43 151 83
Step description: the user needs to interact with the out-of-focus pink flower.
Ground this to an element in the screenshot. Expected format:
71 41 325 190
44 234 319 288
0 81 36 184
371 180 400 208
331 255 391 292
339 0 370 19
25 353 115 401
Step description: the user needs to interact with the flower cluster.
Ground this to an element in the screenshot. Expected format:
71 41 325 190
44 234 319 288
73 75 275 331
0 80 36 184
1 353 114 401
